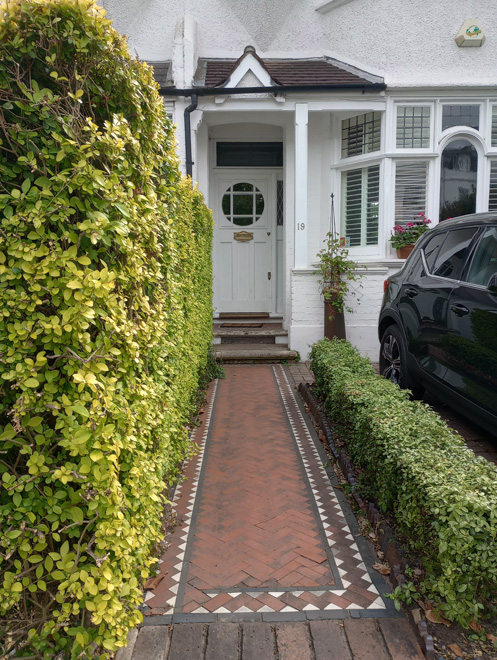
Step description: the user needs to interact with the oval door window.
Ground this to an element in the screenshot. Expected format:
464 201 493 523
222 182 264 227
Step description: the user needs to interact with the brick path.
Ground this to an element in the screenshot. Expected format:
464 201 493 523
118 365 425 659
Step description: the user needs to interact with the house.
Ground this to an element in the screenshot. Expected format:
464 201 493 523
100 0 497 360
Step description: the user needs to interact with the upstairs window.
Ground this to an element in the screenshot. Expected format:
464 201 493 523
341 165 380 246
341 112 381 158
442 105 480 131
396 106 431 148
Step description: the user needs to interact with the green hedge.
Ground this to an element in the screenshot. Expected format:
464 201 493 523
0 1 213 657
310 338 497 626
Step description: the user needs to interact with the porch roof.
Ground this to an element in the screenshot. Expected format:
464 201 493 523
196 56 383 89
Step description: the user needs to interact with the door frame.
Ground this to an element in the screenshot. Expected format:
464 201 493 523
211 167 281 314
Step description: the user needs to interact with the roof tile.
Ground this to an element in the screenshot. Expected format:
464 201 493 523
200 58 378 88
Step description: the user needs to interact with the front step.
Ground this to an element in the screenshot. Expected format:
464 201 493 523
214 343 299 364
213 314 296 363
214 325 288 345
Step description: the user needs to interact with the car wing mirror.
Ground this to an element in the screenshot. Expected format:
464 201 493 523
487 273 497 294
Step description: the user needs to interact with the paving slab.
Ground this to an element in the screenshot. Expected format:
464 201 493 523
131 626 168 660
240 622 275 660
275 622 313 660
343 619 390 660
379 619 426 659
309 619 351 659
205 623 239 660
168 624 203 660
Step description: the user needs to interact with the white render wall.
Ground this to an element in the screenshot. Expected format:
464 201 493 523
101 0 497 88
290 262 404 361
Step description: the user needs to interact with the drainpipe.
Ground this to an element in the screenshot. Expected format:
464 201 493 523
184 93 198 180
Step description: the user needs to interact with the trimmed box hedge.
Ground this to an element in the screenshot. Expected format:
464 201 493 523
310 338 497 626
0 1 213 657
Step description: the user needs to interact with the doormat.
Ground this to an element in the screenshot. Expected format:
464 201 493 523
220 323 263 328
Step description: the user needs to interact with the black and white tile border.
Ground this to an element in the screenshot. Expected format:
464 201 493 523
273 365 386 611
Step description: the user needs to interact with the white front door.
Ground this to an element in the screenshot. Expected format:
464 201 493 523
213 170 278 313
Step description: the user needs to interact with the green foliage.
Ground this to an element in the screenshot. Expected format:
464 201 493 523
310 338 497 627
315 232 363 316
0 1 213 657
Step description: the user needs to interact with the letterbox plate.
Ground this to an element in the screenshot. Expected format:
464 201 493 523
234 231 253 242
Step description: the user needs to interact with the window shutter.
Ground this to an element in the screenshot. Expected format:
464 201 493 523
366 165 380 245
342 113 381 159
395 162 428 225
342 166 380 247
343 169 363 246
492 108 497 148
489 161 497 211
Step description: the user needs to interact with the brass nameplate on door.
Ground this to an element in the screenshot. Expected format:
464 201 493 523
234 231 253 242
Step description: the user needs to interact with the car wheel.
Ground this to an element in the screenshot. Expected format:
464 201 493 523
379 325 423 397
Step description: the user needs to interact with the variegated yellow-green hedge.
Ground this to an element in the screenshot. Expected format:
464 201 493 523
310 338 497 627
0 1 213 657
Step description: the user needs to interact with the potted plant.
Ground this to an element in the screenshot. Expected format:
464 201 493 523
390 213 431 258
316 232 363 340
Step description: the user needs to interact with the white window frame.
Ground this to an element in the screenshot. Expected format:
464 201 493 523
337 159 382 258
391 102 435 153
340 111 382 160
439 101 483 136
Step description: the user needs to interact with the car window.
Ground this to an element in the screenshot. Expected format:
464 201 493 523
431 227 478 280
423 232 446 272
464 226 497 287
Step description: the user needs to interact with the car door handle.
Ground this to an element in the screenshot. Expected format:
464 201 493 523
405 288 418 298
450 303 469 316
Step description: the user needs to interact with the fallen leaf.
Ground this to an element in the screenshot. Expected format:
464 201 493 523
417 600 426 611
377 550 385 559
448 643 464 656
413 568 423 577
425 609 451 627
368 531 376 540
144 574 164 590
373 562 390 575
469 619 482 634
486 632 497 642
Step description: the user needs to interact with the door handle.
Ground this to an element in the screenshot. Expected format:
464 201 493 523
450 303 469 316
405 288 418 298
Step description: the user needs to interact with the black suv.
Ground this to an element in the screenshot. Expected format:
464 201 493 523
379 213 497 435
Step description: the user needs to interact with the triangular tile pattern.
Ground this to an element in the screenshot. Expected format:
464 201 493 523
142 379 219 614
143 367 388 616
272 366 386 610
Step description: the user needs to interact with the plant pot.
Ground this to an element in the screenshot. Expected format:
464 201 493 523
396 245 415 259
324 297 346 340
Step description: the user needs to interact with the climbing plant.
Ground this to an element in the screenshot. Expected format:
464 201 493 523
0 1 213 657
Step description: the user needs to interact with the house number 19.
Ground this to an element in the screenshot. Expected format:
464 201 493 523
297 223 306 230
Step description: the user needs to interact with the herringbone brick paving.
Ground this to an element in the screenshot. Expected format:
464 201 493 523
117 364 426 659
144 365 387 615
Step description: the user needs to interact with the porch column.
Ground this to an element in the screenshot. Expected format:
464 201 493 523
294 103 308 268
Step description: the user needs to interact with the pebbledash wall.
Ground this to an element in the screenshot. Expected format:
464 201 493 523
101 0 497 360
